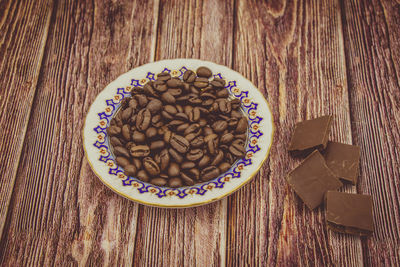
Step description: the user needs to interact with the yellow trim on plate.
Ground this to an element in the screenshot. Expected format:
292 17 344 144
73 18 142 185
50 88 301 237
82 65 275 208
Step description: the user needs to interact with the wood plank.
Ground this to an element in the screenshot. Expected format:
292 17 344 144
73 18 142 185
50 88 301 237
340 0 400 266
0 0 53 237
227 0 363 266
0 0 159 265
132 0 233 266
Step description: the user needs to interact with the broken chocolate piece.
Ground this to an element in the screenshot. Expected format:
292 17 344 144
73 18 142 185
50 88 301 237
286 150 342 210
288 115 332 153
325 191 373 236
323 141 360 184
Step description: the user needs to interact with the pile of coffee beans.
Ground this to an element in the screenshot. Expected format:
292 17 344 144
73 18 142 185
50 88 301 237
107 66 248 187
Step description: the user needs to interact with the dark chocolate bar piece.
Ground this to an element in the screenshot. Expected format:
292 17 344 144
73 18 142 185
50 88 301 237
323 141 360 184
325 191 373 236
286 150 343 210
288 115 332 153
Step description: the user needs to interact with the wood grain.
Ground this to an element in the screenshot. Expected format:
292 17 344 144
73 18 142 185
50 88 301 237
0 0 53 236
132 0 233 266
0 0 158 265
227 0 363 266
340 0 400 265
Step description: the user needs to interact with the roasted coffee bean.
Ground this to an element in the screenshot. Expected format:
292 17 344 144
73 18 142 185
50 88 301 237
136 108 151 131
150 177 167 186
189 107 200 122
199 118 207 127
132 130 146 143
204 127 214 136
169 120 185 126
186 149 203 161
176 104 184 113
236 117 248 133
218 99 231 114
167 88 182 96
152 114 161 124
207 138 218 155
150 140 165 150
116 157 130 168
163 130 172 143
110 137 123 147
121 107 133 121
145 127 157 139
124 164 137 176
230 98 241 109
154 83 168 93
182 168 200 181
164 105 177 114
229 143 246 157
126 142 135 151
185 133 197 142
176 123 190 132
130 145 150 157
161 92 176 104
226 152 235 164
170 134 190 153
202 99 214 107
219 144 229 151
168 177 183 188
204 133 218 143
147 99 163 114
230 110 242 119
133 158 142 170
157 72 171 81
191 136 204 148
183 70 196 83
220 133 234 144
143 157 160 176
181 174 195 186
211 150 224 166
194 77 209 88
159 149 170 171
183 123 200 136
196 66 212 78
212 120 228 133
129 98 138 109
168 148 183 163
137 170 149 182
168 162 180 177
175 112 189 121
188 97 202 105
200 92 216 99
181 161 196 169
218 162 231 173
136 94 148 107
108 125 121 136
114 146 130 158
228 118 238 128
210 78 225 88
190 86 200 95
201 166 220 181
235 133 247 140
161 110 174 120
167 78 181 88
122 124 131 141
216 88 229 98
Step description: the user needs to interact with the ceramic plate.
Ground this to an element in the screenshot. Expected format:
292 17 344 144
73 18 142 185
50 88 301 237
83 59 274 207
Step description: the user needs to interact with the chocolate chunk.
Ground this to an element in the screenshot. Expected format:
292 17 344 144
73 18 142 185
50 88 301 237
323 141 360 184
288 115 332 153
286 150 342 210
325 191 373 236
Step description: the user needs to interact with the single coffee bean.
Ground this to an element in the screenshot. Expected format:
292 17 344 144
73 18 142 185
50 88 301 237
202 99 214 107
175 112 189 121
182 168 200 181
218 99 232 114
159 149 170 171
181 161 196 169
230 98 241 109
167 88 182 96
114 146 130 158
198 155 210 168
226 152 235 164
168 148 183 163
190 86 200 95
168 162 180 177
230 110 242 119
211 150 224 166
228 118 238 128
183 70 196 83
124 164 137 176
136 108 151 131
132 130 146 143
110 136 123 147
161 110 174 120
235 133 247 141
199 118 207 127
196 66 212 78
204 133 218 143
116 157 130 168
150 140 165 150
181 174 195 186
210 78 225 88
190 136 204 148
168 177 183 188
188 97 202 105
152 114 161 124
186 149 203 161
129 98 138 109
137 170 149 182
164 105 177 114
143 157 160 176
157 72 171 81
176 104 184 113
169 120 185 127
204 127 214 136
185 133 197 142
207 138 218 155
107 125 121 136
212 120 228 133
130 145 150 157
133 158 142 170
220 133 234 144
150 177 167 186
189 107 201 122
170 134 190 153
229 143 246 157
147 99 163 114
126 141 135 151
174 123 188 133
210 102 219 113
145 127 157 139
236 117 248 133
163 130 172 143
154 83 168 93
200 92 216 100
218 162 231 173
166 78 180 87
183 123 200 136
122 124 131 141
121 107 133 121
201 166 220 181
216 88 229 98
136 94 148 107
161 92 176 104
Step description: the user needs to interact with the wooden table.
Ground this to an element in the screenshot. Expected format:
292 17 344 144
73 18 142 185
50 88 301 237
1 0 399 266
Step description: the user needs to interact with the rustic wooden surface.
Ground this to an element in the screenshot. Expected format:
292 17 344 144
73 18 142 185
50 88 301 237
0 0 399 266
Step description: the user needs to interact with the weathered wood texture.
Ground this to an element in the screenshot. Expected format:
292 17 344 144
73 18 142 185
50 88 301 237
340 0 400 266
0 0 53 236
133 0 233 266
0 0 399 266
